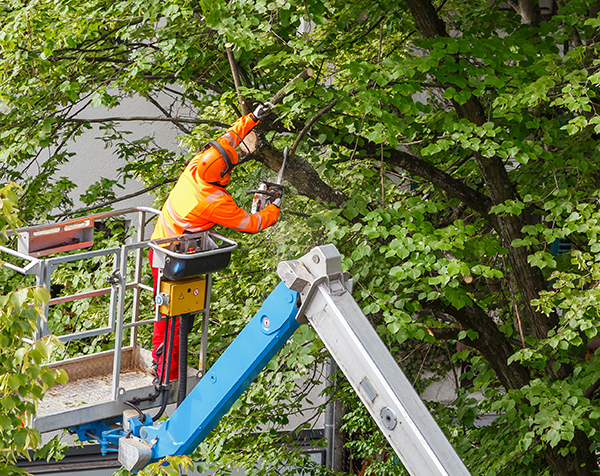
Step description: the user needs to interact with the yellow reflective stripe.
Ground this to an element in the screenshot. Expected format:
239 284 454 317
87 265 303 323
206 190 227 204
159 212 179 237
165 199 188 229
184 225 204 232
233 212 264 232
233 213 252 231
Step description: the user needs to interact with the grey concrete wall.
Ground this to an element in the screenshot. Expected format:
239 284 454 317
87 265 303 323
59 93 190 210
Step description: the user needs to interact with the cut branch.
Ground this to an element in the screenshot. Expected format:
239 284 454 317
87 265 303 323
270 68 314 106
225 43 249 115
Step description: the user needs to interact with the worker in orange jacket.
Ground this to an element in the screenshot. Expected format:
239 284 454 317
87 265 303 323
150 104 280 381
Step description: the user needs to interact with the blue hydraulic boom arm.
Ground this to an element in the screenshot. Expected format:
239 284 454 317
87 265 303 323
117 245 471 476
118 281 300 470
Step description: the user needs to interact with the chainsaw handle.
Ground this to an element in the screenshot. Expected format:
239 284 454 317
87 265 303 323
246 190 279 197
249 182 284 213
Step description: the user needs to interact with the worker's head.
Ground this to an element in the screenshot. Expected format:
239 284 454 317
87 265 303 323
198 139 254 186
198 140 239 186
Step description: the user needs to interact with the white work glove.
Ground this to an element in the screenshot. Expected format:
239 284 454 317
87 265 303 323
272 197 282 208
253 102 274 120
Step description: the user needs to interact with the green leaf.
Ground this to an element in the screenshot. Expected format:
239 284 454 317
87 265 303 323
41 370 56 387
1 397 15 410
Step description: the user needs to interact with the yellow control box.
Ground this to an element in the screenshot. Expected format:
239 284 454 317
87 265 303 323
159 276 206 316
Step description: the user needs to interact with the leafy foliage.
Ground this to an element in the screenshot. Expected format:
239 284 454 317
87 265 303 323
0 184 68 474
4 0 600 475
116 455 194 476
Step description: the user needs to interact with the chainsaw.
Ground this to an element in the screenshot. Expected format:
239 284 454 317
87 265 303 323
248 146 287 213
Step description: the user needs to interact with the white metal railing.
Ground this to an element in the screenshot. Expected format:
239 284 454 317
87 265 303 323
1 207 160 403
1 206 238 416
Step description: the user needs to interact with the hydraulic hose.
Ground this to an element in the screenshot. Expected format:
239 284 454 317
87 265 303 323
152 385 170 422
177 313 193 407
156 316 170 387
153 315 176 422
124 400 145 421
164 315 175 386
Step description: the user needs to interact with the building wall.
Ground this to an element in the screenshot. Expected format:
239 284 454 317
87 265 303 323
59 93 189 211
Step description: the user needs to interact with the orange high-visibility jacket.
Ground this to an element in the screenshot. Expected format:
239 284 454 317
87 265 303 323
151 114 280 240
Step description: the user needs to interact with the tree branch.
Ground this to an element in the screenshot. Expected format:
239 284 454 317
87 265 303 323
269 69 314 106
225 43 249 115
327 128 494 217
145 93 192 135
428 299 530 390
63 116 229 128
51 55 133 64
290 100 338 156
52 179 175 220
143 75 224 95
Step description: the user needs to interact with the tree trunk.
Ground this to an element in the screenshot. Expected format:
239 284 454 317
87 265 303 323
516 0 542 26
404 0 599 474
404 0 555 338
543 430 598 476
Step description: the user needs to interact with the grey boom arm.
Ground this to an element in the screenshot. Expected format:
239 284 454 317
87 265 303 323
278 245 471 476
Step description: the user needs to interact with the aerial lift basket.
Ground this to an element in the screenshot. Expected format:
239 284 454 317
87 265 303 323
0 207 237 434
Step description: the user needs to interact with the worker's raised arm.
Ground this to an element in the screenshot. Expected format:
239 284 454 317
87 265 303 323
219 113 260 149
207 193 280 233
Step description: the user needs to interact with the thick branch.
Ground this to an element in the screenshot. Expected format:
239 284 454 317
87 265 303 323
329 128 494 217
429 300 530 390
252 134 347 207
225 43 249 115
514 0 542 26
270 68 314 106
385 149 493 217
428 326 461 341
404 0 448 38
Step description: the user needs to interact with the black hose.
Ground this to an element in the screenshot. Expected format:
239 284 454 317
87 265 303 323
177 313 193 407
164 315 176 385
152 316 176 422
124 400 145 421
157 316 171 387
152 385 170 422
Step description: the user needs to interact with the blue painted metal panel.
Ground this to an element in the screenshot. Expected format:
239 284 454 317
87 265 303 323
142 281 300 461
